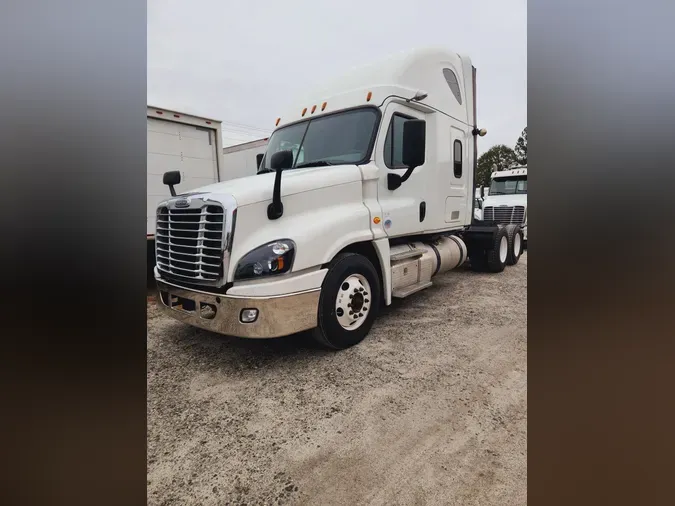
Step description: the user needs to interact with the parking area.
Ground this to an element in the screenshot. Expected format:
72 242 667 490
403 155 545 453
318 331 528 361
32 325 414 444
147 253 527 506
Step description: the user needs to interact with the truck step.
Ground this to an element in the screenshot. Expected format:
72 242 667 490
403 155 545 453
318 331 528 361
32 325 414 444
392 281 433 298
390 248 424 262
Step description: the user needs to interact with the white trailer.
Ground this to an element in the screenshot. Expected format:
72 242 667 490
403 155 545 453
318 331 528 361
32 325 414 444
152 48 525 350
147 106 224 239
222 138 269 179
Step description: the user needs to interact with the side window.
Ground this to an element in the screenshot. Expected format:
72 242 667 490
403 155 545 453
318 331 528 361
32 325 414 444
453 139 462 178
384 113 414 168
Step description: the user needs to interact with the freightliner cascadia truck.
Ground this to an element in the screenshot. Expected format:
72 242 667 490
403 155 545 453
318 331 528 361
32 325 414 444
482 166 528 246
153 48 525 350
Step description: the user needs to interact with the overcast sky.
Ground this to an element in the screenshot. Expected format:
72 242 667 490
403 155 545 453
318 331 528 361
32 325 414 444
148 0 526 154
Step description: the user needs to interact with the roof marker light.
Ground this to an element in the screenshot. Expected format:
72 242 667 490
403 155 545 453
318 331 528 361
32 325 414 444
321 102 327 111
311 105 316 114
366 91 372 102
302 107 307 116
276 118 281 126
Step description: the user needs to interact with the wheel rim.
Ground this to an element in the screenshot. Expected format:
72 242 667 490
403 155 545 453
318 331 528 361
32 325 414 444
499 236 508 263
514 233 522 257
335 273 372 331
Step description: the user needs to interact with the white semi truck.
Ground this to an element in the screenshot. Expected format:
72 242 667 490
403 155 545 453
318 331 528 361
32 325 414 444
481 166 527 245
153 48 525 350
222 138 269 180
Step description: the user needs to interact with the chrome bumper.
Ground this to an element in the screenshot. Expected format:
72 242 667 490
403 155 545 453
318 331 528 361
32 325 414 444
155 279 320 339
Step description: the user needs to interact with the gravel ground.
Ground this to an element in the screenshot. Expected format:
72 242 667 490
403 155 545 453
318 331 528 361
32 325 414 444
147 252 527 506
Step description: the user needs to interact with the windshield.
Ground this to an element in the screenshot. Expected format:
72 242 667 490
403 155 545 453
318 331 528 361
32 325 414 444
260 107 379 172
489 175 527 195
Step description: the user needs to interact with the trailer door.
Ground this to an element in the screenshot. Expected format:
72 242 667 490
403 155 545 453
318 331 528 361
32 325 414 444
147 117 219 237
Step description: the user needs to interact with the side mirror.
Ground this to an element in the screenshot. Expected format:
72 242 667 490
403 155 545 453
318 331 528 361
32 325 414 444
401 119 426 169
387 119 426 190
163 170 181 197
267 150 294 220
270 149 293 170
256 153 264 169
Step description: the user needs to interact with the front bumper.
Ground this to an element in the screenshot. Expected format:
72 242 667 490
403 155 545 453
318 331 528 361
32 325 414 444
155 278 320 339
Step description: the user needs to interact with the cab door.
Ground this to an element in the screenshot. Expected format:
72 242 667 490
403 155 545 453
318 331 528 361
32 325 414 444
444 125 471 224
375 103 429 238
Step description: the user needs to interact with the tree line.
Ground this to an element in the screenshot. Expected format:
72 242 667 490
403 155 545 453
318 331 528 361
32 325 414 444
476 127 527 188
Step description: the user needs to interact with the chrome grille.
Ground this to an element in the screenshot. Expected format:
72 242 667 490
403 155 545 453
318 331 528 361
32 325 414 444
483 205 525 225
155 203 225 282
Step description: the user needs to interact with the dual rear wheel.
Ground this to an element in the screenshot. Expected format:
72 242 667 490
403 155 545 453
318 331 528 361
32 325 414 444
469 224 523 272
505 224 524 265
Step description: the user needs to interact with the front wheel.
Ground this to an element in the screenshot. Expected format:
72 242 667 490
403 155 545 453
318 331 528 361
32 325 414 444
312 252 381 350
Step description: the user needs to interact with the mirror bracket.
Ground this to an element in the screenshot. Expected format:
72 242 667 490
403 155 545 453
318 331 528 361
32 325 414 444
387 166 418 190
266 150 293 220
387 173 402 191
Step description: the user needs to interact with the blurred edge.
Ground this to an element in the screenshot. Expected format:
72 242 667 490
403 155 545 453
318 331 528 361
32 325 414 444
0 0 674 505
529 0 675 505
0 1 147 506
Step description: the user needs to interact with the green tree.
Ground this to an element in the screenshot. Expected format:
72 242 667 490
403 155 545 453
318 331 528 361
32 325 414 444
477 144 517 187
514 127 527 165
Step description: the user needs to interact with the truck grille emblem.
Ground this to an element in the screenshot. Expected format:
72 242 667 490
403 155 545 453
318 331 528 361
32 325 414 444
174 198 190 208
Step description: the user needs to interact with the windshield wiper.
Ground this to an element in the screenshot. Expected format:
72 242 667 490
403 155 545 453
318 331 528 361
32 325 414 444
296 160 335 168
257 168 275 174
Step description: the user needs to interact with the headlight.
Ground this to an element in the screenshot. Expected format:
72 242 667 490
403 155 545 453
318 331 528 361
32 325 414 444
234 240 296 281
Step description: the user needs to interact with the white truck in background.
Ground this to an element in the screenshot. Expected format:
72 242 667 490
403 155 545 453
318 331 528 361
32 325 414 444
147 106 225 240
481 166 527 245
153 48 525 350
222 138 269 179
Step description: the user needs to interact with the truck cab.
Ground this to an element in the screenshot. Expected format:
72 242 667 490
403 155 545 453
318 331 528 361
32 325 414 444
481 167 527 242
154 48 521 350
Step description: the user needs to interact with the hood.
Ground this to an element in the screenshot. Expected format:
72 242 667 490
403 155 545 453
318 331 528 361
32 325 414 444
187 165 364 207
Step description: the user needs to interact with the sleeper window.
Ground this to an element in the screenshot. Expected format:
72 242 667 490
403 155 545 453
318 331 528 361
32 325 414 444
453 140 462 178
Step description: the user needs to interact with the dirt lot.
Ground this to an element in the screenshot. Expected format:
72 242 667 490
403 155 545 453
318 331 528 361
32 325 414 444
147 253 527 506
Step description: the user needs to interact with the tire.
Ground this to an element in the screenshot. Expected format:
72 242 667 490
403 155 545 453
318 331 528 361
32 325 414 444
311 252 381 350
505 224 524 266
486 227 508 273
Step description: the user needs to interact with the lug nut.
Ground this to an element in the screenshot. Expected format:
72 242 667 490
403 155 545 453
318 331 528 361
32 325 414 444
349 310 353 315
359 313 364 317
365 299 369 303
